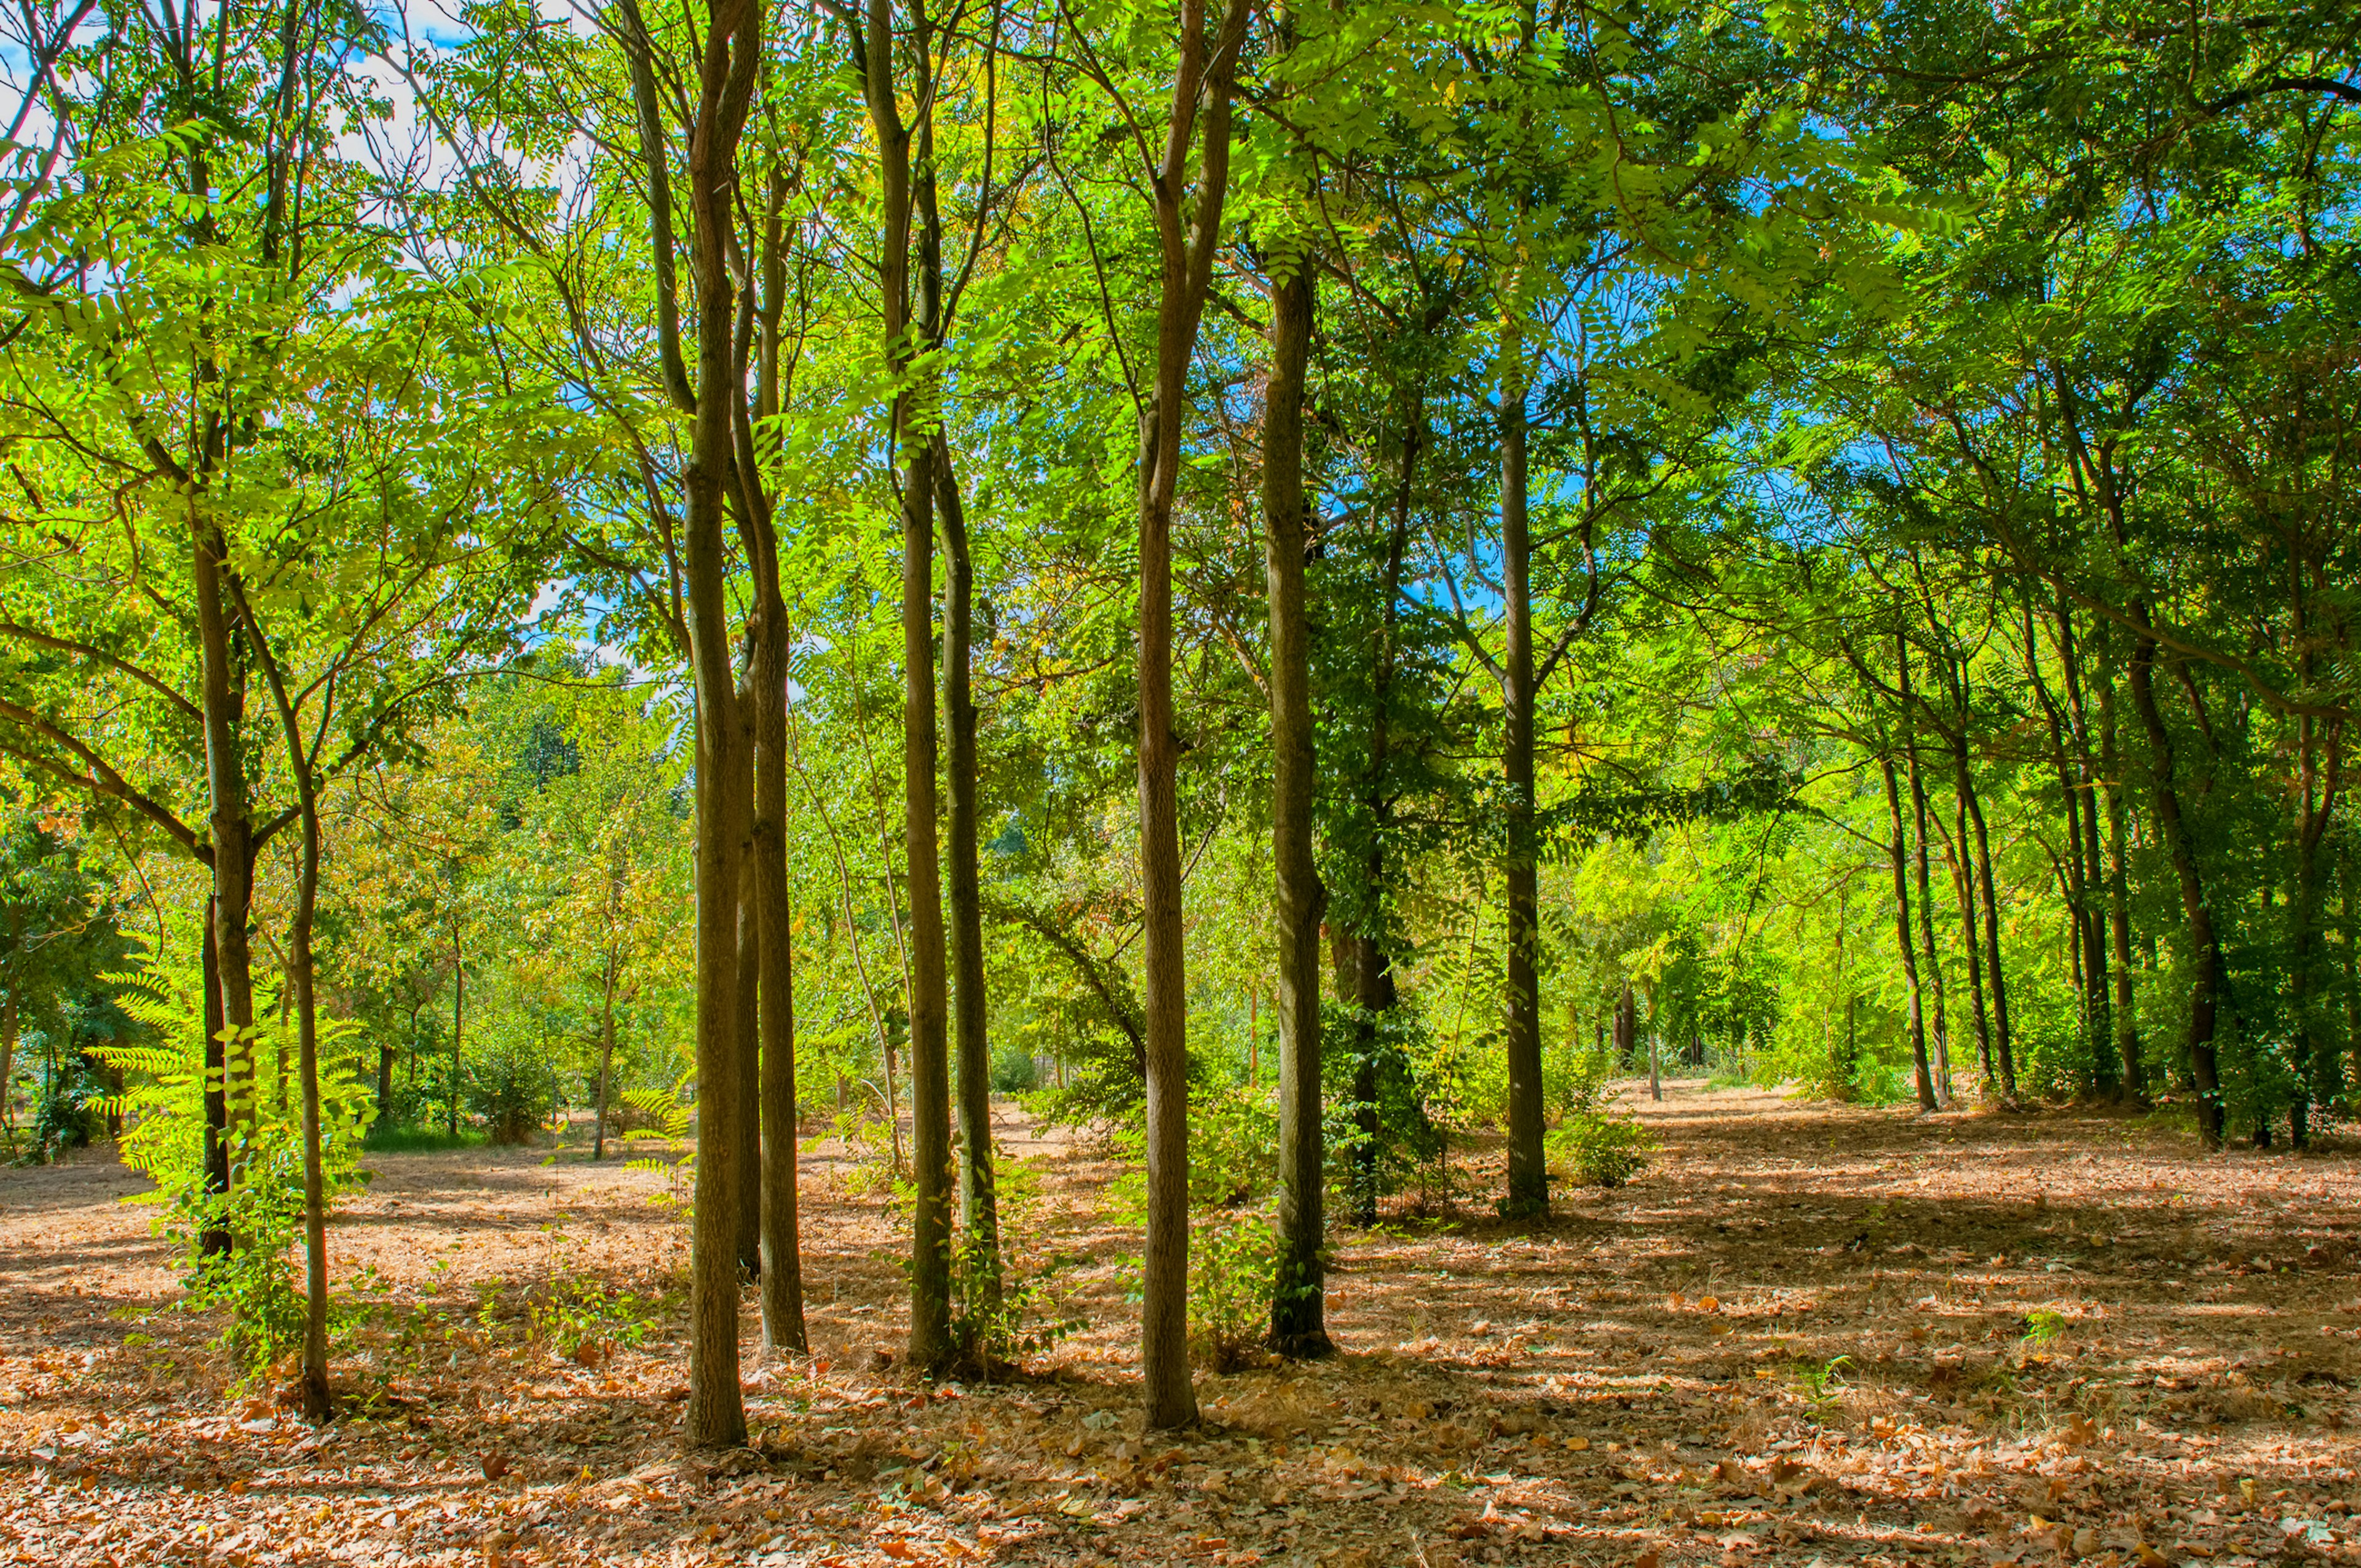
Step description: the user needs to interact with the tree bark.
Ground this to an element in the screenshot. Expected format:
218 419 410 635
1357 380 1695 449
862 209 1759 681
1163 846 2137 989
242 609 332 1422
856 0 953 1377
192 520 259 1156
2287 711 2342 1141
734 795 762 1278
594 950 617 1162
1262 253 1327 1357
2097 631 2143 1102
1133 0 1250 1430
448 922 464 1138
667 0 761 1451
2023 598 2102 1093
2127 633 2225 1149
938 441 999 1330
1883 754 1936 1110
747 465 806 1353
1900 650 1952 1106
1957 743 2016 1101
1498 352 1546 1219
200 894 231 1253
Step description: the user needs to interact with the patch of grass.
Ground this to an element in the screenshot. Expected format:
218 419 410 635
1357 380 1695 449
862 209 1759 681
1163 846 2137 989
363 1124 486 1153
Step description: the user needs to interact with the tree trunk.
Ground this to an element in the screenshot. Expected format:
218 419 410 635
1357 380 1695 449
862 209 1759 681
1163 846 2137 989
2023 601 2098 1093
659 0 761 1450
448 923 464 1138
2097 634 2143 1103
898 362 952 1381
2127 633 2225 1149
2287 711 2343 1141
1957 743 2016 1100
2056 602 2115 1097
734 811 762 1278
0 990 16 1157
2342 841 2360 1099
749 537 806 1355
1342 393 1422 1229
1647 1013 1661 1102
192 514 259 1157
1133 0 1251 1430
1883 755 1937 1110
1263 253 1329 1358
1938 747 1995 1091
856 0 953 1377
595 951 617 1162
1899 652 1952 1107
243 615 333 1422
1498 353 1546 1219
200 895 231 1253
938 440 999 1331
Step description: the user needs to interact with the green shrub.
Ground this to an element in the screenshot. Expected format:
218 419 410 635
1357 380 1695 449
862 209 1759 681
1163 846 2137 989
1188 1207 1278 1371
527 1277 659 1365
988 1047 1039 1095
1549 1106 1655 1188
465 1033 556 1144
95 959 378 1373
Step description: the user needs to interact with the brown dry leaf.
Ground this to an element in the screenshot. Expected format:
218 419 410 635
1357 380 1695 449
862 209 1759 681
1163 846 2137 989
480 1452 512 1480
1634 1551 1661 1568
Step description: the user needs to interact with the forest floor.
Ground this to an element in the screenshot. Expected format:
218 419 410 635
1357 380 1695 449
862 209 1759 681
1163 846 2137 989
2 1083 2359 1568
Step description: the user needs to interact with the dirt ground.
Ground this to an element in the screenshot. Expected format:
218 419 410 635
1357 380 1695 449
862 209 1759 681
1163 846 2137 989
2 1083 2358 1568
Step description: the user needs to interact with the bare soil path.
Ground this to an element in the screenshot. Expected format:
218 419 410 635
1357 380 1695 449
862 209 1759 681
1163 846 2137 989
2 1085 2357 1568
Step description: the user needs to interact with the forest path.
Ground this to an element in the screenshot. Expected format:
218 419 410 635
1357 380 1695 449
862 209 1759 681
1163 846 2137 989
2 1088 2358 1567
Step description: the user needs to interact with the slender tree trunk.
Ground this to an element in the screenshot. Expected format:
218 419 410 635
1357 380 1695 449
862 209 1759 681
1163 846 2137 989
288 801 329 1419
448 923 464 1138
1900 664 1952 1106
2027 598 2112 1097
1246 988 1257 1087
2127 632 2225 1149
898 382 952 1378
2288 712 2343 1142
1339 373 1418 1235
2057 603 2114 1096
1883 755 1937 1109
2097 635 2144 1103
1937 747 1995 1090
1133 0 1250 1430
2342 841 2360 1100
0 990 16 1156
243 619 331 1422
1498 354 1546 1219
858 0 953 1377
595 951 617 1162
200 896 231 1253
938 441 999 1331
751 562 806 1355
1263 253 1329 1358
1958 743 2016 1100
652 0 762 1449
192 515 258 1157
1350 938 1393 1224
733 803 762 1277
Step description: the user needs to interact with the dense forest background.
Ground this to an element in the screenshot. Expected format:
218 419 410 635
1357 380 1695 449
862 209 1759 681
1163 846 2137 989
0 0 2353 1441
